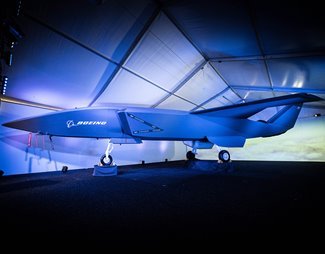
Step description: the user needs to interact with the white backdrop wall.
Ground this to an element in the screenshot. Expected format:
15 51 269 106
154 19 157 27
197 116 325 162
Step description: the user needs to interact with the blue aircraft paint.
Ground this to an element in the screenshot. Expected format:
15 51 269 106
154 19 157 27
2 93 322 151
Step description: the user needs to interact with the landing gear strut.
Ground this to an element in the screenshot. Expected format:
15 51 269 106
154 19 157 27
100 139 114 166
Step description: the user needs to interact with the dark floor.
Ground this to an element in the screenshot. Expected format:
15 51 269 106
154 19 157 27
1 160 325 236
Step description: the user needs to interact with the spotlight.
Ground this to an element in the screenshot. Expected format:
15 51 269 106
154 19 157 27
16 0 22 16
314 113 321 118
5 52 13 66
1 76 8 95
4 20 25 41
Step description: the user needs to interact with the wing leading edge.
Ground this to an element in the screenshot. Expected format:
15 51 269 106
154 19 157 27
191 93 322 118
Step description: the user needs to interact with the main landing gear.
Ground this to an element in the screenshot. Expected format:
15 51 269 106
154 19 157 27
186 150 196 160
218 150 230 163
186 148 231 163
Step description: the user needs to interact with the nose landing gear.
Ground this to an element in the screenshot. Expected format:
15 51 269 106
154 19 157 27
100 154 113 166
100 139 114 166
93 139 117 176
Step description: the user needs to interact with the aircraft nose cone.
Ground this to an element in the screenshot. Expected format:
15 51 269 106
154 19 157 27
2 118 39 133
2 121 17 128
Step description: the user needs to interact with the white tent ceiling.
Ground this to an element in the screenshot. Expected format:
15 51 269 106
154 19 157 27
1 0 324 118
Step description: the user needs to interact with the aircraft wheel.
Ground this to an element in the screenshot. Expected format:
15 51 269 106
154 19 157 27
186 151 196 160
100 154 113 166
218 150 230 163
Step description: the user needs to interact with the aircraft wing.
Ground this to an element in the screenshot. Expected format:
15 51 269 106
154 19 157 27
191 93 322 118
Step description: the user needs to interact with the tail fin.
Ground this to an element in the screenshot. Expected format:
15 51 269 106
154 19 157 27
192 93 322 118
267 103 302 131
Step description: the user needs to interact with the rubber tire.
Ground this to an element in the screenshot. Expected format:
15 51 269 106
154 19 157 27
218 150 230 163
100 154 113 166
186 151 196 160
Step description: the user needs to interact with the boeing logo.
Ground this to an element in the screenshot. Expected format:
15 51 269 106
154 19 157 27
66 120 107 128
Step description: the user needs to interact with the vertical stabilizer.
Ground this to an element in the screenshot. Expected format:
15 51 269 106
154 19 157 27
267 103 303 131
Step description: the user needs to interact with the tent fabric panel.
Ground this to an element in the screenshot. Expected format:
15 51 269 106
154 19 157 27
94 70 168 107
6 17 117 109
24 0 157 62
156 95 196 111
175 64 228 104
125 13 204 91
210 60 270 87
